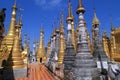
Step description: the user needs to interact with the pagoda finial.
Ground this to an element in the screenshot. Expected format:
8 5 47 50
14 0 16 5
71 5 74 20
18 14 23 26
40 23 44 33
60 11 64 34
52 21 57 37
110 17 115 31
92 8 100 26
76 0 85 14
60 10 64 27
17 7 24 26
68 0 71 17
15 14 23 41
79 0 82 7
66 0 73 23
13 0 17 9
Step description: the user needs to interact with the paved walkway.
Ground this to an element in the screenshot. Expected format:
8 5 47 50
2 63 54 80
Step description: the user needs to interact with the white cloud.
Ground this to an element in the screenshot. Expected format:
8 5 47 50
35 0 46 6
50 0 62 6
34 0 62 9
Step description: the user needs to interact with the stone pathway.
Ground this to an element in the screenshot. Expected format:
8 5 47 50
1 63 54 80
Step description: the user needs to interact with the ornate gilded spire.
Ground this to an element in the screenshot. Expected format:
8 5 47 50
15 14 23 39
53 26 57 37
40 24 44 33
57 12 65 65
8 0 17 35
68 0 71 17
7 24 24 69
5 0 17 50
60 11 64 31
52 21 57 37
92 8 100 26
37 27 46 63
76 0 85 14
66 0 73 22
18 14 23 27
13 0 17 9
110 17 115 31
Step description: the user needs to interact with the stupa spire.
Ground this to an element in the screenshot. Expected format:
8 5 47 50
66 0 76 52
60 11 64 30
31 40 37 63
92 8 100 26
5 0 17 50
92 13 109 75
16 14 23 39
14 0 17 6
63 1 76 79
71 0 100 79
37 26 46 63
7 24 24 69
57 12 65 65
8 0 17 35
5 10 27 78
66 4 73 46
92 8 100 53
68 0 71 17
66 0 73 22
18 14 22 26
110 17 115 31
76 0 85 14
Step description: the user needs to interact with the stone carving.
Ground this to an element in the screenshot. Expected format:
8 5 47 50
108 62 120 80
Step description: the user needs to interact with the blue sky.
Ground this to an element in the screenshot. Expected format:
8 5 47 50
1 0 120 50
